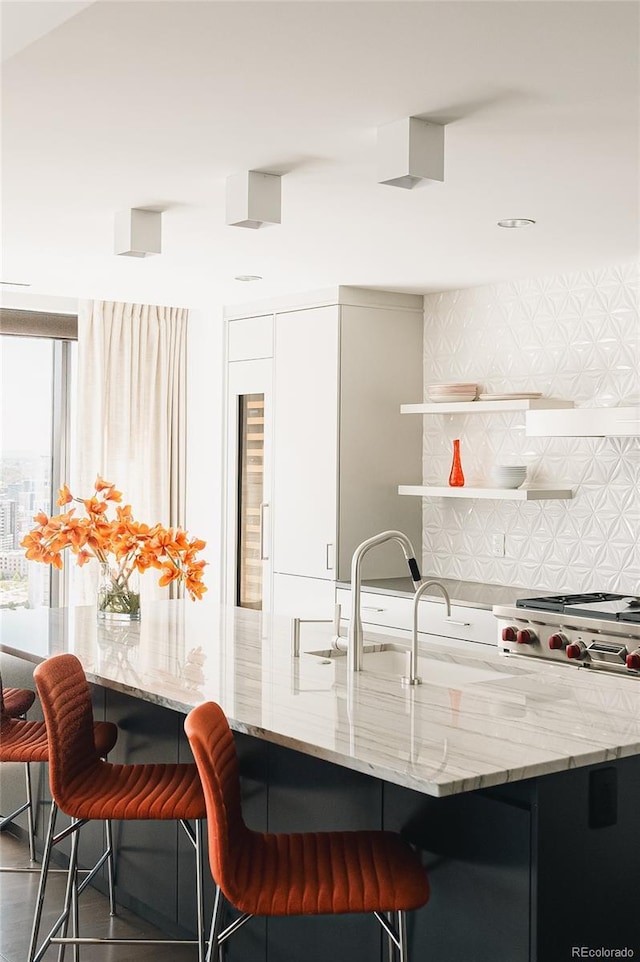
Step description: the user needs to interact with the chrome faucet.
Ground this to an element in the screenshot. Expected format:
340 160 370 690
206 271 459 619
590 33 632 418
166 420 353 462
402 580 451 686
347 530 422 672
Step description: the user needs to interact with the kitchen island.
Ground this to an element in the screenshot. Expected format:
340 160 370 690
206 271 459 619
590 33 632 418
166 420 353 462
2 599 639 961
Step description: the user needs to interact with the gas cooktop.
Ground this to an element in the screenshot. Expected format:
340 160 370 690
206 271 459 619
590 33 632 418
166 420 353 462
515 592 640 624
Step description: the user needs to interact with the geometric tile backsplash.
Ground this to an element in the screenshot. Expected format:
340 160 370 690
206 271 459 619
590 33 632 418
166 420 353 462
420 260 640 593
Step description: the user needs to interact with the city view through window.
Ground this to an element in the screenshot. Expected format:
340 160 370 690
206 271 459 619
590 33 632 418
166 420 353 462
0 335 66 608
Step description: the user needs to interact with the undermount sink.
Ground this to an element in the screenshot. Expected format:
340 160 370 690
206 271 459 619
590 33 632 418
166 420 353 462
306 643 510 688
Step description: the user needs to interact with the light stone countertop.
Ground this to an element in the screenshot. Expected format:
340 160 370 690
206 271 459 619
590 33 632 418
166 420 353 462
337 576 543 609
2 600 640 798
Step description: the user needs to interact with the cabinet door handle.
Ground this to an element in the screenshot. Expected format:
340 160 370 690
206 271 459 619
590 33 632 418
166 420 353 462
445 618 472 627
259 502 269 561
325 544 335 570
362 606 386 612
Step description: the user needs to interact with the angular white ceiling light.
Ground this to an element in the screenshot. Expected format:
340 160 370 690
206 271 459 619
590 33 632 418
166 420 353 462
114 209 162 257
226 171 281 229
377 116 444 189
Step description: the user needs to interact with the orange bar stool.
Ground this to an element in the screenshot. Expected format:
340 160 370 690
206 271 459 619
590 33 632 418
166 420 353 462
0 679 116 860
185 701 431 962
1 673 36 852
31 653 208 962
2 684 36 718
1 677 118 960
1 675 35 853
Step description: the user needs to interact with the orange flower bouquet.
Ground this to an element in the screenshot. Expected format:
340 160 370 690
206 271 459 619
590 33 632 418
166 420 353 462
21 477 207 618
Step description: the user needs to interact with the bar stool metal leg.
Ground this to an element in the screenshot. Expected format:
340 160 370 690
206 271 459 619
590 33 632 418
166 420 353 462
397 909 408 962
104 819 116 916
27 801 58 962
0 762 36 855
206 885 224 962
71 834 80 962
195 819 206 962
384 911 395 962
56 823 80 962
180 818 206 962
24 761 37 861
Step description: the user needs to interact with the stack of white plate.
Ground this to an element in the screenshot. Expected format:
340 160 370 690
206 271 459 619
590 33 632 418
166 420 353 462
490 465 527 489
427 382 478 402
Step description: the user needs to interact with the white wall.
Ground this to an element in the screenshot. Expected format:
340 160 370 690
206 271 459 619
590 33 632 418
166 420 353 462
421 261 640 594
185 307 225 600
0 291 78 313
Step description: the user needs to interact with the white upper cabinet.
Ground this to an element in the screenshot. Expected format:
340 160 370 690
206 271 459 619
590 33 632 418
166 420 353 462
272 291 424 584
272 305 340 579
227 314 273 361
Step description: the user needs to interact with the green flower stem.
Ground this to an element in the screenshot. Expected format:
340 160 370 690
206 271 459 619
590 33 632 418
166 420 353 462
98 581 140 615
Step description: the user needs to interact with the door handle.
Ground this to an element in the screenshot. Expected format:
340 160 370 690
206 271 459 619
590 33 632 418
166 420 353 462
259 503 270 560
325 544 335 570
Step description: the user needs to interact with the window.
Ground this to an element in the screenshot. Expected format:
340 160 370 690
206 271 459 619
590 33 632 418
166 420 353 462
0 314 77 609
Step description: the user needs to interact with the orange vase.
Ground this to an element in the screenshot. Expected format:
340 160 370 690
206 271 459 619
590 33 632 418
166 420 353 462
448 439 465 487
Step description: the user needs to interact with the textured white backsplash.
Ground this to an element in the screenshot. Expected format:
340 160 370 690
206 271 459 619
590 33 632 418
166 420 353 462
420 261 640 594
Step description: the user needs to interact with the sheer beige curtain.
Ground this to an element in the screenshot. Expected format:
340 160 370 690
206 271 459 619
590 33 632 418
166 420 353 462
73 300 188 603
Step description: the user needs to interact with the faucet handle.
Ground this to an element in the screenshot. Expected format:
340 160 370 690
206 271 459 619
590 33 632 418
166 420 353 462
408 556 422 585
291 603 343 658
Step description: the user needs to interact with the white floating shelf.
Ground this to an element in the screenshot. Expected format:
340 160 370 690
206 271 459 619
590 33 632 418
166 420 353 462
526 406 640 437
401 398 574 415
398 485 574 501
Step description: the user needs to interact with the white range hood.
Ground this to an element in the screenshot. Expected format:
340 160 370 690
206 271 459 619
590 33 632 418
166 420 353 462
526 406 640 437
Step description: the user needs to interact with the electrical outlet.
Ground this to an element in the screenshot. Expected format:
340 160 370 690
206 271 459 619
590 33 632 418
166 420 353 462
491 533 505 557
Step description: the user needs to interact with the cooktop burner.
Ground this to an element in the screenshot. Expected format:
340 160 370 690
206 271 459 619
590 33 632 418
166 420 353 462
516 592 640 623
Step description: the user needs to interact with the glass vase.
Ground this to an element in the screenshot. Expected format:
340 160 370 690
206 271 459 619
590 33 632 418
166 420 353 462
97 562 141 621
448 438 465 487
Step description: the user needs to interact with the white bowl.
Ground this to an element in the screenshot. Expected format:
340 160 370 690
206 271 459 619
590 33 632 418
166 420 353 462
491 465 526 488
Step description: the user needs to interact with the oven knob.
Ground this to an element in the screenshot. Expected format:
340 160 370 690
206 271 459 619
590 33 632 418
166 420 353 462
566 641 586 660
548 632 568 651
625 650 640 672
516 628 537 645
501 626 518 642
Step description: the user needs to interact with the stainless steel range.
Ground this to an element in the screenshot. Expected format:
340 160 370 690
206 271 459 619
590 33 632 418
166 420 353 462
493 592 640 678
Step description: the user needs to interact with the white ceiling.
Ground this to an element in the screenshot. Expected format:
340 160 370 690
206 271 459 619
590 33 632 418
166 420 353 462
1 0 638 309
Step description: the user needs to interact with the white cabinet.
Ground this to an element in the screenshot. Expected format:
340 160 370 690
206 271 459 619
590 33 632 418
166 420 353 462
272 305 339 579
227 314 273 362
271 290 424 586
272 574 337 622
224 286 425 615
336 587 496 647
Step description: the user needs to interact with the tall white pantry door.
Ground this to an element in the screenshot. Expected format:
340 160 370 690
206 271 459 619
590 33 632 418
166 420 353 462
272 306 339 581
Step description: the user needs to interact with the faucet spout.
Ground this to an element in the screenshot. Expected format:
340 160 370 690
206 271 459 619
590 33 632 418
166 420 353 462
402 580 452 686
347 530 422 672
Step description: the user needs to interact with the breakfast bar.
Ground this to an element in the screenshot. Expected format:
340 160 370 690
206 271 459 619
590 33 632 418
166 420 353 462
2 599 640 961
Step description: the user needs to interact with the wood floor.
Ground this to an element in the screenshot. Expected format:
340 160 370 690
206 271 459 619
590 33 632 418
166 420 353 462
0 830 199 962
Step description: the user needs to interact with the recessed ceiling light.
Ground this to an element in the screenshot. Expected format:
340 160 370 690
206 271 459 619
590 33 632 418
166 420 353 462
497 218 536 228
234 274 263 282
